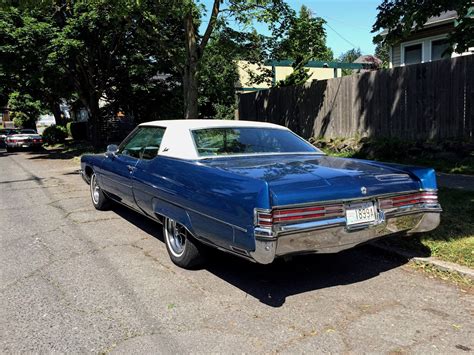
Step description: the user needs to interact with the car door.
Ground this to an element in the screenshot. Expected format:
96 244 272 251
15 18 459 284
101 127 157 207
131 126 167 217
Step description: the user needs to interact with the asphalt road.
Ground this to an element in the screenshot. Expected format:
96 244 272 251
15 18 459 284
1 149 473 353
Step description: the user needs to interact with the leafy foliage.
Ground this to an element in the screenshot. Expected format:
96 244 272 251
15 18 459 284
373 0 474 54
197 33 240 119
276 55 312 87
7 92 43 128
42 124 68 144
374 42 390 68
338 48 362 76
276 5 333 62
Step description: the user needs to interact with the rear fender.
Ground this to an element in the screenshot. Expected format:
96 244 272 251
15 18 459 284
152 197 195 235
359 160 438 190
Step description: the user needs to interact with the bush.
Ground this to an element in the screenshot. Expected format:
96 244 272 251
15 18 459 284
42 125 68 145
67 121 88 140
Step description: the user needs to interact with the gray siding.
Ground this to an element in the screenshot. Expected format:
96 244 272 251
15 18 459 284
392 45 401 67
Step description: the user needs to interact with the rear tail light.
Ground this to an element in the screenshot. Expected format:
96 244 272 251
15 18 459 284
256 204 344 227
378 191 438 209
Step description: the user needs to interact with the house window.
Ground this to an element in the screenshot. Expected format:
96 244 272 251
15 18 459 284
404 43 422 65
431 39 451 60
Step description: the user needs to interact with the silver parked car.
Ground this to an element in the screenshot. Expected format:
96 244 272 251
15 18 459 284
5 129 43 152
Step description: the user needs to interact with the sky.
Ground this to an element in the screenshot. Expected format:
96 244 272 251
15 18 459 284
199 0 381 58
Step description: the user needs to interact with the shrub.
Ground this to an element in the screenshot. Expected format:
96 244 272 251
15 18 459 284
42 125 68 145
67 121 88 140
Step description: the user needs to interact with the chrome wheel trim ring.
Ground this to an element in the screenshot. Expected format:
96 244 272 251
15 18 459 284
164 218 186 257
91 174 100 205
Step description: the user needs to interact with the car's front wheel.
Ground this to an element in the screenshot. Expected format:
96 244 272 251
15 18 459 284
90 172 111 210
163 217 204 269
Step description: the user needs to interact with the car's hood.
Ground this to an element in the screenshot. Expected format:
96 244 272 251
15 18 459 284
201 154 421 205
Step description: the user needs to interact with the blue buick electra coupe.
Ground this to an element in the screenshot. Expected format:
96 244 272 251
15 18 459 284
81 120 441 268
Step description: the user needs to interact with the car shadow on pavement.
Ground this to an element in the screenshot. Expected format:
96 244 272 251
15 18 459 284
110 203 412 308
205 246 410 307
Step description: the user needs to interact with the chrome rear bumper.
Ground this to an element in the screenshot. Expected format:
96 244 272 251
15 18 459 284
250 211 440 264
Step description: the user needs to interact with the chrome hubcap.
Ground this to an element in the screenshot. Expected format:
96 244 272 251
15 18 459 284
91 174 100 204
165 218 186 257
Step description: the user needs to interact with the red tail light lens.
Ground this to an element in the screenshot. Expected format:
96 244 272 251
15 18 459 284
256 204 344 227
379 191 438 209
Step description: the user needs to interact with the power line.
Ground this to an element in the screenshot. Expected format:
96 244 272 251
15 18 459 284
320 14 369 31
324 22 360 50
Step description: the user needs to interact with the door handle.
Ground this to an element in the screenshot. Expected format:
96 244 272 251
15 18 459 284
127 165 136 173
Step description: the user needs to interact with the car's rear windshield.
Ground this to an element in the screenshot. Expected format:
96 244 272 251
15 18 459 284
191 127 320 157
20 129 37 134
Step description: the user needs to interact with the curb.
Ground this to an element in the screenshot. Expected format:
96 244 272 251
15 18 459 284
371 242 474 282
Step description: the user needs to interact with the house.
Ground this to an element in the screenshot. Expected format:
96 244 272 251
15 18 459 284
236 60 372 92
386 10 474 68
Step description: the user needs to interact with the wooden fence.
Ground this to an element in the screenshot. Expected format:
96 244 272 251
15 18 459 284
238 55 474 141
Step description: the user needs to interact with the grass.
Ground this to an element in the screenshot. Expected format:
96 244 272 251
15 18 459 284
410 262 473 288
383 188 474 268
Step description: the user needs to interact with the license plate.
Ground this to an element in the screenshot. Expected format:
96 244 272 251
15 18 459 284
346 202 376 226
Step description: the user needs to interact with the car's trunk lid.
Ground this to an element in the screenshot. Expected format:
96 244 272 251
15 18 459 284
201 154 421 206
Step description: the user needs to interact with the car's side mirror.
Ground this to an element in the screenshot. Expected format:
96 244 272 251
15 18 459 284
105 144 118 158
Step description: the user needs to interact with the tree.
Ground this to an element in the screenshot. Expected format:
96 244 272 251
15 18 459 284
373 0 474 54
8 91 43 128
176 0 293 119
197 33 240 119
276 5 333 62
0 6 72 126
1 0 185 147
276 55 312 87
338 48 362 76
374 42 390 68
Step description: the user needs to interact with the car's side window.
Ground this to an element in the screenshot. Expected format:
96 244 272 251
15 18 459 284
141 127 166 160
118 126 166 160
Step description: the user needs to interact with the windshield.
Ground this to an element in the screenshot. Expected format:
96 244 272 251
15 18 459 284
191 127 321 157
20 129 37 134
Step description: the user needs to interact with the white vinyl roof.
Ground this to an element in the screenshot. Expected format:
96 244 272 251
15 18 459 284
139 119 286 130
138 119 292 160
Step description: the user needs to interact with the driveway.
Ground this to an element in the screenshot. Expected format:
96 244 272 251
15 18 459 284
1 150 473 353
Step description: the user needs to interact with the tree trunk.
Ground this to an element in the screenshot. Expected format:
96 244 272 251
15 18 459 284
183 60 199 119
88 98 102 149
51 102 64 127
184 13 199 119
80 92 102 149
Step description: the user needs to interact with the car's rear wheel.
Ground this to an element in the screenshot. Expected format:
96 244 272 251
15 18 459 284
163 217 204 269
6 146 13 153
90 172 111 210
